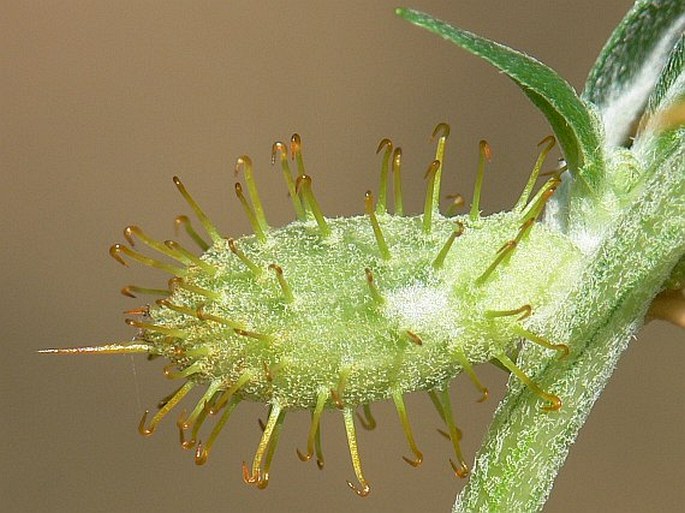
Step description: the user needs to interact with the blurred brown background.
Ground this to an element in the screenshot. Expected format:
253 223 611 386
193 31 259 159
3 1 683 512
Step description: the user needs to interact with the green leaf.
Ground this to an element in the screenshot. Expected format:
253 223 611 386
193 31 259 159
639 33 685 137
632 34 685 191
645 33 685 116
396 8 604 191
583 0 685 146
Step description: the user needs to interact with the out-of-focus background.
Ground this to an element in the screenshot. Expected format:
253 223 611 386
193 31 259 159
3 1 683 512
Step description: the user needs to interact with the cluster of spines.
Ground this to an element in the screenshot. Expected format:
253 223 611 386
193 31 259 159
41 124 571 496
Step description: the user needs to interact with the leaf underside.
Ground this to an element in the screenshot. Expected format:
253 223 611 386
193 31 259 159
646 33 685 115
583 0 685 146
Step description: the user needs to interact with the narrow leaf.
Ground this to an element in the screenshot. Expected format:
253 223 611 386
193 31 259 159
396 8 604 191
583 0 685 146
646 34 685 115
638 33 685 138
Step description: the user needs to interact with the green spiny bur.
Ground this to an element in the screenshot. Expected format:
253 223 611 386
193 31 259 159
150 211 581 411
49 126 581 491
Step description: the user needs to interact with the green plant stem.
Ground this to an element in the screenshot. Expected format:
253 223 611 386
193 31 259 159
454 144 685 512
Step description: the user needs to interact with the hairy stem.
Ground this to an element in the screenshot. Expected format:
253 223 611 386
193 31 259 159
454 144 684 512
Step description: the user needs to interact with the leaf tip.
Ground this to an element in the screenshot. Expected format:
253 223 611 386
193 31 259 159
395 7 423 23
394 7 410 19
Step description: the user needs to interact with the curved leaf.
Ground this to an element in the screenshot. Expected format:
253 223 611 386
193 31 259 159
583 0 685 146
631 34 685 195
638 33 685 139
646 33 685 115
396 8 604 191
